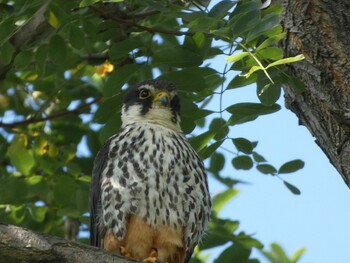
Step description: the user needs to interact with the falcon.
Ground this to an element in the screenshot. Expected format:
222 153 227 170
89 80 211 263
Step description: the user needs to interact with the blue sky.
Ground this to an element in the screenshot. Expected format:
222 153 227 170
205 83 350 263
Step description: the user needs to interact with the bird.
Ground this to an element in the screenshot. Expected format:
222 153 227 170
89 79 211 263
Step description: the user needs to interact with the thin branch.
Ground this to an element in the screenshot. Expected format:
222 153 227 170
0 97 101 129
82 53 110 61
132 9 160 19
90 6 194 37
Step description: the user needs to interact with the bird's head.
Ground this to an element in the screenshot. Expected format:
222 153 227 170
121 80 181 132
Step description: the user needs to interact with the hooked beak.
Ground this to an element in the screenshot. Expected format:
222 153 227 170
153 91 170 107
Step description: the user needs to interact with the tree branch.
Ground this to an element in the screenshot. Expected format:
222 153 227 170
0 97 101 129
0 1 54 80
90 6 194 37
0 224 136 263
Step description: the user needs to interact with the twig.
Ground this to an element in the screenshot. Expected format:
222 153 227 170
132 9 160 19
90 6 193 37
0 97 101 129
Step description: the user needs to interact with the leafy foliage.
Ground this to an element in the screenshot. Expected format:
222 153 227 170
0 0 306 261
261 243 306 263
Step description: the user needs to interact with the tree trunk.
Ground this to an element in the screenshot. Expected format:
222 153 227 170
0 224 135 263
278 0 350 187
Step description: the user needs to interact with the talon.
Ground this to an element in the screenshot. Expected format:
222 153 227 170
120 246 132 258
143 248 158 263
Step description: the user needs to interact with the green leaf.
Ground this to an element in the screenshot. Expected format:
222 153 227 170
195 0 211 7
232 155 254 170
27 205 48 223
153 46 203 68
256 33 286 51
109 38 142 63
48 10 60 29
236 232 264 249
25 175 48 199
260 250 279 263
209 1 235 19
7 135 35 175
200 217 239 250
179 99 200 134
290 247 307 263
14 50 33 68
231 1 262 15
0 17 16 45
252 151 267 162
34 45 48 75
103 64 140 97
6 205 26 224
49 34 67 65
98 112 121 142
51 121 86 144
180 98 213 133
79 0 100 7
209 152 225 173
227 103 281 125
0 135 8 159
94 95 122 124
231 9 261 37
232 137 254 154
266 54 305 69
159 69 207 92
227 74 257 90
184 32 212 57
209 118 228 140
270 243 290 262
256 47 283 61
200 140 224 160
257 83 281 106
0 177 28 204
278 159 305 174
247 13 281 42
212 188 238 213
231 55 258 73
283 181 301 195
256 164 277 175
189 130 216 152
214 244 251 263
242 65 262 79
69 26 85 49
76 184 89 213
226 52 250 63
53 174 77 208
0 41 14 64
188 16 218 32
212 173 244 188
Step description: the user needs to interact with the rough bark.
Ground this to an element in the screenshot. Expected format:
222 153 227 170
0 224 136 263
278 0 350 187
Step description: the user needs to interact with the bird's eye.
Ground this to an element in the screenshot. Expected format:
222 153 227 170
139 89 151 99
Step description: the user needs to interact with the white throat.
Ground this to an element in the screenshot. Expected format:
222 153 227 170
121 105 182 133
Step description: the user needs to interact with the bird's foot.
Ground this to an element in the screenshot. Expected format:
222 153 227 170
120 246 132 258
143 248 159 263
